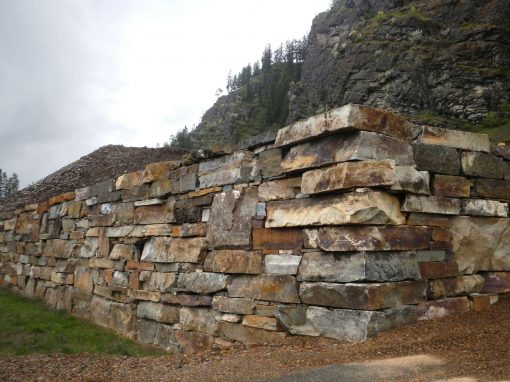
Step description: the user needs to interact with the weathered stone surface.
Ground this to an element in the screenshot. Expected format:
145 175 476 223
298 251 420 282
137 319 177 351
470 293 499 311
428 275 484 299
178 223 207 237
180 307 218 335
133 200 175 224
109 244 137 260
137 301 179 323
115 171 143 190
390 166 430 195
264 255 302 275
198 151 253 188
416 250 446 263
204 250 262 274
206 188 258 249
145 272 176 292
175 330 214 353
141 237 207 263
48 192 75 206
218 322 286 344
451 217 510 273
275 104 419 147
252 228 303 250
461 152 504 179
480 272 510 294
89 258 115 269
130 289 161 302
161 294 213 307
266 189 404 228
417 297 470 321
304 226 430 252
228 275 299 303
281 131 414 173
284 305 416 341
121 185 148 203
460 199 508 217
242 315 279 331
212 296 256 315
407 213 451 227
177 272 229 294
171 173 198 194
473 178 510 201
413 143 460 175
43 239 76 259
142 160 180 183
258 148 283 179
432 175 471 198
14 213 40 242
258 177 302 201
301 160 395 195
402 195 460 215
299 281 426 310
4 218 16 231
419 261 459 279
419 126 490 152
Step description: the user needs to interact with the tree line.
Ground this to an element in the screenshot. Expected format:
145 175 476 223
167 37 308 149
0 169 20 198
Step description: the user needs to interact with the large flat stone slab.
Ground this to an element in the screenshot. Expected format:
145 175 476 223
299 281 427 310
275 104 420 147
281 131 414 172
451 217 510 273
301 160 395 195
266 189 405 228
228 275 300 303
473 178 510 201
304 226 430 252
177 272 229 294
432 175 471 198
413 143 460 175
297 251 421 282
141 237 207 263
418 126 490 152
204 250 263 274
460 199 508 217
461 152 504 179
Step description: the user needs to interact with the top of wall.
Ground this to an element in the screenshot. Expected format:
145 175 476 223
1 103 509 220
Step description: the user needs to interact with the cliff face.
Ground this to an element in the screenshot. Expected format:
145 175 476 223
191 0 510 147
291 0 510 125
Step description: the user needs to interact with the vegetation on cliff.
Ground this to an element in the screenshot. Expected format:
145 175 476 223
0 170 19 199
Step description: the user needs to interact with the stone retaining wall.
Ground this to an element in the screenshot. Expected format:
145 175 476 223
1 104 509 352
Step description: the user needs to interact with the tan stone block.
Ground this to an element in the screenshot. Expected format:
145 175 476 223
130 289 161 302
218 322 286 344
228 275 299 303
204 250 262 274
432 175 471 198
258 177 302 202
242 315 279 331
48 192 75 206
126 261 155 271
419 125 490 152
252 228 303 250
142 160 180 183
115 171 144 190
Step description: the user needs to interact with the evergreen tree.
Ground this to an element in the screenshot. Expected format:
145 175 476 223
0 169 20 198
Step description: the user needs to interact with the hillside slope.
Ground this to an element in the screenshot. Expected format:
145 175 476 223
184 0 510 148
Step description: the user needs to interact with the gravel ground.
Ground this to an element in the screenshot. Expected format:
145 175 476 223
1 295 509 382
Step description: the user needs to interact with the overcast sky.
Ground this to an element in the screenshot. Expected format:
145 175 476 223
0 0 331 187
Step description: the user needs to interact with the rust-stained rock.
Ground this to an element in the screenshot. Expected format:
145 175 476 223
177 223 207 237
413 143 460 175
242 315 279 331
137 301 180 324
109 244 138 260
451 217 510 274
304 226 430 252
473 178 510 201
252 228 303 250
228 275 299 303
281 131 414 172
298 251 420 282
275 104 420 147
43 239 76 258
67 201 85 219
142 160 180 183
14 213 40 242
258 148 283 179
204 250 262 274
416 297 470 321
418 126 490 152
407 213 451 227
469 293 499 311
218 322 286 345
432 175 471 198
301 160 395 195
206 188 258 249
133 200 175 224
419 261 459 279
115 171 144 190
299 281 427 310
460 199 508 217
266 189 404 228
258 177 302 202
48 192 75 206
402 195 460 215
175 330 214 353
427 275 484 299
481 272 510 294
461 152 504 179
141 237 207 263
212 296 256 315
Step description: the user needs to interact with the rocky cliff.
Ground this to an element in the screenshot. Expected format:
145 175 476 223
190 0 510 147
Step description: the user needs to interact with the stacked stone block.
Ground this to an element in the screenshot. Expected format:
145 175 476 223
0 104 509 352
